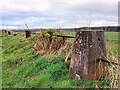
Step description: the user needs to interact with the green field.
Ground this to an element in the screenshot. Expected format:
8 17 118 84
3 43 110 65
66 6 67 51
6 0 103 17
1 31 119 88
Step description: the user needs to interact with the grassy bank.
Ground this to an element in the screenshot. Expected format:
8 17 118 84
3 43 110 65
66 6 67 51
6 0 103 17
1 31 119 88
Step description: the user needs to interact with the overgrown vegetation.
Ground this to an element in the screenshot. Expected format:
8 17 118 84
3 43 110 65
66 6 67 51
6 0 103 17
1 31 119 88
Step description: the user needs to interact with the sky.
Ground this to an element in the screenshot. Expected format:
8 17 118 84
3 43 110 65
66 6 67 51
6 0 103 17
0 0 119 30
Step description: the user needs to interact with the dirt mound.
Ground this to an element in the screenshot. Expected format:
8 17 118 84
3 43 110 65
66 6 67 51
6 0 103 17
33 36 68 56
33 37 46 55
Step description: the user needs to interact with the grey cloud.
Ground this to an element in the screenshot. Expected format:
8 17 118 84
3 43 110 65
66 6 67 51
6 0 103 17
1 1 118 29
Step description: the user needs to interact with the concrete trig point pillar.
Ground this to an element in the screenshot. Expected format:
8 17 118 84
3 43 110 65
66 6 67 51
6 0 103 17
25 30 31 38
69 30 108 80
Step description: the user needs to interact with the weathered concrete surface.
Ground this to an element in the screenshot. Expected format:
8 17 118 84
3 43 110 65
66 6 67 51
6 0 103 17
69 31 108 80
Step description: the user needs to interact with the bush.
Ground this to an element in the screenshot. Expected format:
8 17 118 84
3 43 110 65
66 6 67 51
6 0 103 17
46 63 67 81
34 57 48 70
71 79 97 88
45 55 67 81
27 57 49 76
29 74 51 88
50 55 64 64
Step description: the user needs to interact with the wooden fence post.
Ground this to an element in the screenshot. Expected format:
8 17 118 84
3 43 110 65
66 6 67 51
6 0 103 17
7 31 11 35
69 31 108 80
4 30 7 33
25 31 31 38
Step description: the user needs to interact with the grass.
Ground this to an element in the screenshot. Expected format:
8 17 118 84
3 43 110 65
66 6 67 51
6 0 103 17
105 32 119 61
1 31 119 88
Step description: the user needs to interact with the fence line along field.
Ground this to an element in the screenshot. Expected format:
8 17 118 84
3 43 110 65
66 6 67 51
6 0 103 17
1 29 119 88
